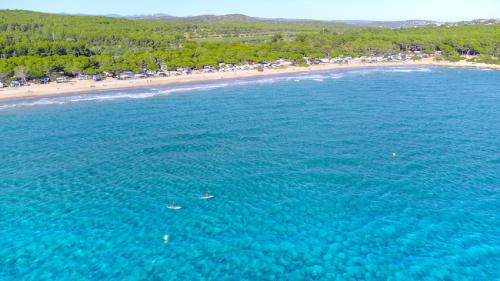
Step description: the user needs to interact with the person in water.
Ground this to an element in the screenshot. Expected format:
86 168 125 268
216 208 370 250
204 191 210 198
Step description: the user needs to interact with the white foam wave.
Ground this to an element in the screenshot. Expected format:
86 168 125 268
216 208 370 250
0 83 233 110
330 74 345 79
68 92 158 102
296 74 329 81
158 83 230 95
0 99 66 110
347 67 432 76
387 68 431 73
235 74 331 85
254 78 283 84
0 92 162 110
390 69 414 73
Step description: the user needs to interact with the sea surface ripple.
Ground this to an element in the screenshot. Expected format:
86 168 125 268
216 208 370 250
1 67 499 280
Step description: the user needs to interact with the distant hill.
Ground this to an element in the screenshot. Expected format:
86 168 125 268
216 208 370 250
334 20 441 28
128 14 260 24
454 18 500 26
341 18 500 28
122 14 499 29
124 14 437 28
123 14 358 32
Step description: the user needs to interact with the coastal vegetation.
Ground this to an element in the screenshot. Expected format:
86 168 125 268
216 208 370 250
0 10 499 83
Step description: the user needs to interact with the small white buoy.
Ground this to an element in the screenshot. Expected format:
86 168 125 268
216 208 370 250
163 235 169 243
392 152 397 158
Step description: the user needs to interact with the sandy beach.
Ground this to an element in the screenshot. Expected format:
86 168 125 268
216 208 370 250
0 58 498 101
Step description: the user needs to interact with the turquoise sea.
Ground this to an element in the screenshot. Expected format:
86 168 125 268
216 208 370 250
1 67 499 280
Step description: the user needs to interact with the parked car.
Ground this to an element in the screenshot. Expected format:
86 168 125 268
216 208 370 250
79 74 91 80
0 82 5 88
158 71 167 77
40 77 50 84
56 77 68 83
10 81 21 87
134 73 147 79
118 74 132 80
93 74 102 81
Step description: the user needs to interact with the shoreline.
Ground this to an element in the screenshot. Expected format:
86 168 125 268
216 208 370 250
0 59 498 102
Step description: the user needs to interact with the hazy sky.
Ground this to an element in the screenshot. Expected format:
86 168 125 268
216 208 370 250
1 0 499 21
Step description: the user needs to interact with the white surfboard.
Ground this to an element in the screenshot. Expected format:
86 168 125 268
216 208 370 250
167 205 182 210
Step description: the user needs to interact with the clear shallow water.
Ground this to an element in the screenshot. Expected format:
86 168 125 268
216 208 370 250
1 67 499 280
